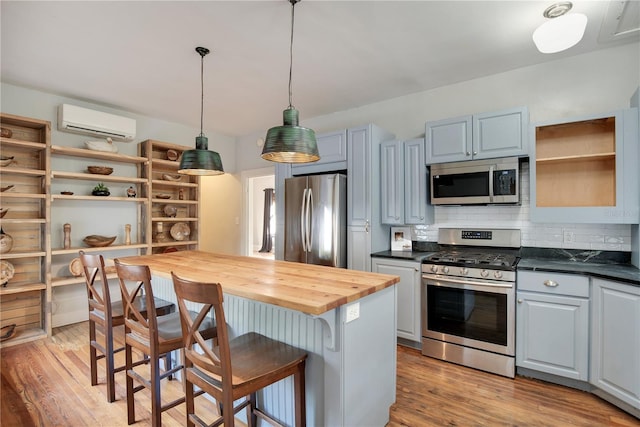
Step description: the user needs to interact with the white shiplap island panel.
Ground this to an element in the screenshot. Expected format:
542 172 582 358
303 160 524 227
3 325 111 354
118 251 399 426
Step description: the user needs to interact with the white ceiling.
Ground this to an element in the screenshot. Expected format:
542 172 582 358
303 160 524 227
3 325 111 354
1 1 638 138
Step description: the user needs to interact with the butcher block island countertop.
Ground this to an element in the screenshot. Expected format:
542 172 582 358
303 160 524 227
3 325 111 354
117 250 400 315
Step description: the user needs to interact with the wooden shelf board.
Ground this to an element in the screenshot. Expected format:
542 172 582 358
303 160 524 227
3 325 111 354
151 198 197 205
51 195 149 202
51 243 148 256
0 218 47 224
0 138 47 150
51 145 148 164
151 180 197 188
151 217 198 222
151 159 180 169
0 251 46 260
151 240 197 248
0 167 46 177
51 171 148 184
52 273 118 288
0 192 47 199
536 152 616 164
0 327 47 348
0 282 47 295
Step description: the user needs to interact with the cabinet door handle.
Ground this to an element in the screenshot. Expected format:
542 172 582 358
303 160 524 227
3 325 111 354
517 299 523 304
543 280 558 287
466 151 471 156
473 151 478 155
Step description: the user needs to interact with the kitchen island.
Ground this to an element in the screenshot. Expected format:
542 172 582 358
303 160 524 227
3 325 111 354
117 250 400 427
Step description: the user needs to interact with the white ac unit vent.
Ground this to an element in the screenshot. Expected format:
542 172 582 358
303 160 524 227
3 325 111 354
57 104 136 142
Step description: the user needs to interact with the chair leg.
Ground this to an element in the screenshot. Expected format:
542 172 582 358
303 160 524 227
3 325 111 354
105 326 116 403
223 394 235 427
151 354 162 427
294 361 306 427
248 393 257 427
125 342 136 425
185 376 196 427
89 320 98 387
165 351 173 380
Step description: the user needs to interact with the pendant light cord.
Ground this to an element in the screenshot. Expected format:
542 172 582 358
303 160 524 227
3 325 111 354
288 0 296 109
200 51 205 137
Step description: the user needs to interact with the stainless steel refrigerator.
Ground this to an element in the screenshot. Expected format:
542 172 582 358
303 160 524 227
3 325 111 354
284 173 347 267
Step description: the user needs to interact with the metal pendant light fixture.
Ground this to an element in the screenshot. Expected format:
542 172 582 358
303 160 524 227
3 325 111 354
261 0 320 164
179 46 224 175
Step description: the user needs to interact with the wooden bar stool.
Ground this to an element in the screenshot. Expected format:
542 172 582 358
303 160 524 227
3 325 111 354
78 251 175 403
171 272 308 427
114 260 217 427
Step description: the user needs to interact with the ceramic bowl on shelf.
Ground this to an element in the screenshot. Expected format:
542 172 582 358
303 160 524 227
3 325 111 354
166 149 179 161
0 156 15 167
60 191 74 195
162 173 183 182
170 222 190 241
1 185 14 193
1 260 15 287
87 166 114 175
163 205 178 218
82 235 116 247
69 258 83 277
85 138 118 153
155 193 171 199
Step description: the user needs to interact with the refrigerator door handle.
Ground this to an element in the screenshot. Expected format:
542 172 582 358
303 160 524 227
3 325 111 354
300 188 307 252
306 187 313 251
332 175 339 266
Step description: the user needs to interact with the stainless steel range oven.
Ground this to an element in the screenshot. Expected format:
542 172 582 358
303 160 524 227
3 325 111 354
421 228 520 378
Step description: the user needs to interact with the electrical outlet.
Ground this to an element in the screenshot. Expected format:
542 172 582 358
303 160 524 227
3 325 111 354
345 302 360 323
563 231 575 243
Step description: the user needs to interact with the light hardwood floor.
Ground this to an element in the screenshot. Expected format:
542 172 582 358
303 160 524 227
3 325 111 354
1 322 639 426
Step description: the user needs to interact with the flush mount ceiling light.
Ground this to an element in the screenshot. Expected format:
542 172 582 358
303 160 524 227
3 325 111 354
261 0 320 164
533 2 588 54
178 46 224 176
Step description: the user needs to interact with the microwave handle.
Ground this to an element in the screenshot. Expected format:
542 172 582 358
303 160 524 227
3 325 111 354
488 164 495 202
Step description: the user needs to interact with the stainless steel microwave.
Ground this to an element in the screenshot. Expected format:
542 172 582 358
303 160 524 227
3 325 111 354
430 157 520 205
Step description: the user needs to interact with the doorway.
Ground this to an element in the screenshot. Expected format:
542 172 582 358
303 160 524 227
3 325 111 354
241 168 275 259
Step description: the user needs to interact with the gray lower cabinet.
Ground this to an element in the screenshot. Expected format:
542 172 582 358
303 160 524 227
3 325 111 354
516 271 589 381
372 258 421 343
591 278 640 411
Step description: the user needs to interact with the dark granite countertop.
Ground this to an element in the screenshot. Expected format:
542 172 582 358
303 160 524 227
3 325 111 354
518 247 639 286
371 250 434 262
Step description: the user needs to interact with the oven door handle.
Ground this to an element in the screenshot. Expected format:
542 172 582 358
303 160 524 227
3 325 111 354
422 273 513 289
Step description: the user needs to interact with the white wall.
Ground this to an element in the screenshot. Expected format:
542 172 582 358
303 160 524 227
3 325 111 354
236 43 639 252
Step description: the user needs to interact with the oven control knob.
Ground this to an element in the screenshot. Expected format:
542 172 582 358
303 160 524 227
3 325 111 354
494 271 503 279
442 266 449 274
480 269 489 278
460 267 469 276
430 265 438 273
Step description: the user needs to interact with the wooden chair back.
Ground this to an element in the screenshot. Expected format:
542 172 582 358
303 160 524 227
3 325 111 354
171 272 232 391
79 251 113 320
114 260 158 344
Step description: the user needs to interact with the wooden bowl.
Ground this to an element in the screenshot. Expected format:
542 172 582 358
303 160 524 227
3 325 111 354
69 258 83 277
0 208 8 218
83 235 117 247
0 156 15 167
155 193 171 199
166 149 179 161
1 260 15 286
162 173 183 182
87 166 114 175
170 222 190 241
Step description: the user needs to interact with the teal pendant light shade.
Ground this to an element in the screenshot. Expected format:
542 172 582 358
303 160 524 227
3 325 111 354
262 107 319 163
261 0 320 164
179 46 224 176
179 135 224 175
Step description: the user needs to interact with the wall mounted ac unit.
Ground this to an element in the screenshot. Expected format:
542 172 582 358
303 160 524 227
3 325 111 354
57 104 136 142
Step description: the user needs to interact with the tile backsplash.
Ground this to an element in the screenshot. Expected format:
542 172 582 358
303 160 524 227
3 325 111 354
413 162 632 251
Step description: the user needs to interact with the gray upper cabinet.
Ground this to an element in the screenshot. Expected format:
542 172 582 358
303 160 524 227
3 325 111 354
347 124 395 271
516 271 589 381
380 138 433 226
290 130 347 176
425 106 528 164
530 108 639 224
380 140 404 225
591 278 640 411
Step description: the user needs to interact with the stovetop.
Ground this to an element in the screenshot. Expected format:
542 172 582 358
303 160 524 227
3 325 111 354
423 248 521 272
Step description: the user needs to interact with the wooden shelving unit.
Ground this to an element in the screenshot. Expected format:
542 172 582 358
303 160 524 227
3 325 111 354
139 140 200 254
535 116 616 208
0 112 51 347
